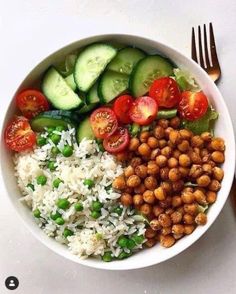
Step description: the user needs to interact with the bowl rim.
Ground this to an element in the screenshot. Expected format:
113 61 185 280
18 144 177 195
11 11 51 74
1 33 235 270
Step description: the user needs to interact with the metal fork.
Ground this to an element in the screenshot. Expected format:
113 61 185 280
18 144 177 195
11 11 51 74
191 23 221 82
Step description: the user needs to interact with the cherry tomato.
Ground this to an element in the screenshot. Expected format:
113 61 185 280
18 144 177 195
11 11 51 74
113 95 134 124
129 96 158 126
178 91 208 121
16 89 50 119
90 107 118 139
103 127 129 154
149 77 181 108
4 116 36 152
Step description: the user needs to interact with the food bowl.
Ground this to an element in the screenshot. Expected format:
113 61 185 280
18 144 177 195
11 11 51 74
1 34 235 270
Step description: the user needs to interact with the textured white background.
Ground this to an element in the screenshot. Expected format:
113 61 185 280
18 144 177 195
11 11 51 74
1 0 236 293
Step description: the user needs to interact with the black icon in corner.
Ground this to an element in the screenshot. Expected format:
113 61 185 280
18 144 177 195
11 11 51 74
5 276 19 290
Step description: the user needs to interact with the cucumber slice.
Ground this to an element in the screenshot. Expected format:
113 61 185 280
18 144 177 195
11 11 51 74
87 82 100 104
98 70 129 104
130 55 174 97
76 117 95 143
74 43 117 92
65 74 77 91
107 47 146 75
42 67 83 110
41 110 81 123
31 114 75 132
78 103 98 114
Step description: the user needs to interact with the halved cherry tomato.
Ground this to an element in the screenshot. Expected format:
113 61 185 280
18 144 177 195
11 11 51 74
103 127 129 154
178 91 208 121
149 77 181 108
113 95 134 124
16 89 50 119
4 116 36 152
129 96 158 126
90 107 118 139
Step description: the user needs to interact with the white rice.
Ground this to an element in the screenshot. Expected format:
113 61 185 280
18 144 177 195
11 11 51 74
14 127 146 259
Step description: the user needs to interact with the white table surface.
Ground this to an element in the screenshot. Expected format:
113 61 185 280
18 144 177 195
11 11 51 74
1 1 236 293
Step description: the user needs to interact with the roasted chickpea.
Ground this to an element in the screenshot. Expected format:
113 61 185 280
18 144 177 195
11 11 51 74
172 180 184 192
183 213 194 224
189 164 203 178
206 191 217 203
139 131 150 143
181 191 195 204
156 155 167 167
160 167 170 180
201 132 212 142
161 227 172 236
196 175 211 187
208 160 216 168
183 187 194 193
129 137 140 151
172 196 182 207
147 136 159 149
140 203 152 215
160 181 173 195
153 205 164 217
193 147 200 155
126 175 141 188
168 157 178 168
184 224 195 235
168 168 182 182
177 140 190 152
189 151 202 164
120 193 133 206
195 212 207 225
179 129 192 140
145 238 157 248
193 189 207 205
211 151 225 163
154 126 165 139
154 187 166 201
138 143 151 157
158 213 172 227
133 194 144 206
116 152 129 162
144 176 158 190
202 154 211 164
170 116 181 129
184 203 198 216
179 167 190 178
208 179 221 192
210 137 225 151
201 148 210 158
134 183 146 194
176 206 185 215
159 139 168 148
158 119 169 129
169 130 181 145
160 235 175 248
135 165 147 178
165 208 174 215
179 154 191 167
171 211 182 224
150 148 161 160
172 224 184 235
212 167 224 181
159 196 172 209
112 175 126 190
130 157 142 168
164 127 174 139
150 219 161 231
161 146 172 158
147 161 159 175
143 190 156 204
123 187 133 194
124 165 135 178
173 149 181 159
145 227 157 238
202 163 212 175
191 136 204 148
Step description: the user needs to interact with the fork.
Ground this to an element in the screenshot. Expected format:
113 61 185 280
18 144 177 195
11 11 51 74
191 23 221 83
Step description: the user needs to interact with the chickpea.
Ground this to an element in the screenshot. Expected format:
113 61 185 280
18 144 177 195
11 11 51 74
208 160 216 168
184 203 198 216
206 191 217 204
177 140 190 152
127 175 141 188
123 187 133 194
189 164 203 178
124 165 135 178
173 149 181 159
158 119 169 129
138 143 151 157
193 189 207 205
164 127 174 139
193 147 200 155
169 130 181 145
120 193 133 206
134 183 146 194
172 180 184 192
160 235 175 248
153 205 164 217
135 165 147 178
140 203 152 215
195 212 207 225
160 167 170 180
158 213 172 228
183 213 194 224
189 151 202 164
159 196 172 209
154 126 165 139
179 129 192 140
202 163 212 175
212 167 224 181
129 137 140 151
130 157 142 168
116 152 129 162
196 175 211 187
154 187 166 201
171 211 182 224
201 148 210 157
147 136 159 149
170 116 181 129
161 146 172 158
168 157 178 168
145 227 157 238
199 132 211 142
177 206 185 215
202 154 211 164
179 167 190 178
150 219 161 231
144 176 158 190
156 155 167 167
145 238 157 248
161 227 172 236
133 194 144 206
210 137 225 151
211 151 225 163
172 224 184 235
183 187 194 193
174 233 184 240
165 208 174 215
181 191 195 204
208 179 221 192
191 135 204 148
112 175 126 190
150 148 161 160
159 139 168 148
179 154 191 167
172 196 182 207
168 168 182 182
183 225 195 235
147 161 159 175
139 131 150 143
143 190 156 204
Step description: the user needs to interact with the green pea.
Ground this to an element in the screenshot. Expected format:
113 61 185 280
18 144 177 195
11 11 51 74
55 217 65 225
63 228 74 238
51 146 60 155
33 208 41 218
74 202 83 212
102 251 113 262
62 145 73 157
56 125 66 132
127 239 136 250
46 127 55 134
90 211 101 219
91 200 102 212
37 136 47 146
27 183 35 191
113 206 123 216
132 234 145 245
50 133 61 144
50 211 62 220
117 236 128 248
37 175 47 186
47 161 56 171
56 198 70 210
53 178 62 188
83 179 94 188
118 251 131 260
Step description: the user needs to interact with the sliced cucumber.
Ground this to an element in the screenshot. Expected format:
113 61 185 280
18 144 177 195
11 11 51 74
98 70 129 104
87 82 100 104
31 114 75 132
76 117 95 143
130 55 174 97
107 47 146 75
41 110 81 123
74 43 117 92
65 74 77 91
42 67 83 110
78 103 98 114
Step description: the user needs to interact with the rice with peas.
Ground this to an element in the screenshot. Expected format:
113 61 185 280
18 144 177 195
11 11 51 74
14 127 146 259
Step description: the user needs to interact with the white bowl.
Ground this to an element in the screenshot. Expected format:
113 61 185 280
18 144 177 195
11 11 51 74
1 34 235 270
